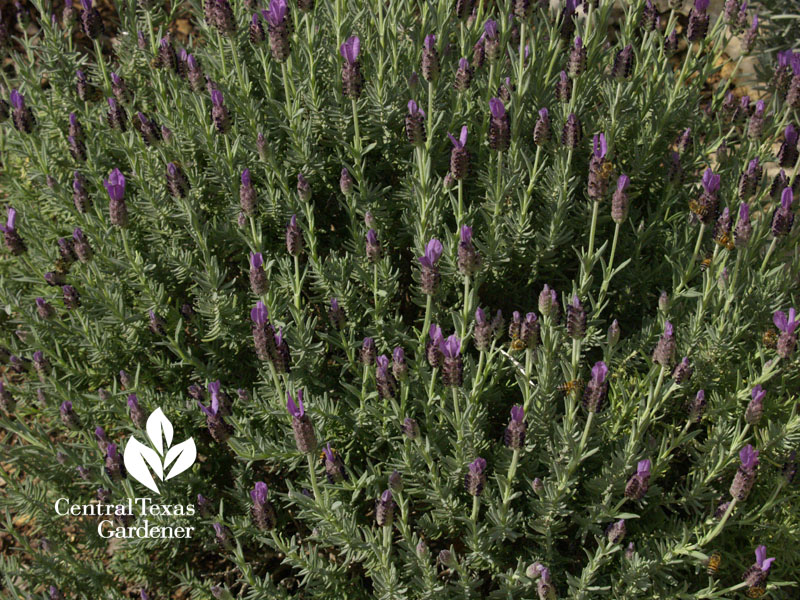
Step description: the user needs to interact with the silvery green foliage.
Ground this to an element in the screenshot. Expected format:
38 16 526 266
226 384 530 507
0 0 799 598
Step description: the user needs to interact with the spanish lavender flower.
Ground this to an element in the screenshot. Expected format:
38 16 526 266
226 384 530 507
533 108 550 146
249 13 265 44
110 72 130 104
787 56 800 107
95 426 109 454
509 310 523 341
405 100 426 146
746 101 766 140
70 171 89 213
738 158 762 200
60 400 79 429
0 382 16 414
328 298 345 329
360 337 376 366
68 133 87 161
340 36 362 99
745 385 765 425
134 112 160 146
730 444 759 500
165 162 189 199
273 328 291 374
127 394 147 428
771 188 794 238
472 39 485 69
376 355 397 399
624 459 651 500
774 308 798 359
742 14 758 54
562 113 582 148
689 389 706 422
742 545 775 590
323 443 347 483
35 297 54 320
251 301 279 362
10 90 35 133
68 113 83 141
32 351 50 381
210 90 230 134
248 252 268 295
778 125 799 168
106 97 127 132
556 71 572 103
403 417 420 439
483 20 500 62
713 208 732 248
607 319 621 346
238 169 256 216
782 451 797 484
455 0 473 20
465 457 487 496
583 361 609 412
421 34 439 82
537 568 555 600
49 586 65 600
286 215 303 256
0 207 26 255
664 28 678 54
612 45 634 79
427 324 444 368
471 308 493 350
213 522 233 550
454 57 473 92
448 126 469 180
609 174 631 223
488 98 510 151
688 0 710 42
671 357 693 383
504 405 526 450
560 0 576 40
287 390 316 453
652 321 676 367
441 334 463 387
457 224 480 276
250 482 277 530
61 285 80 309
198 392 233 443
691 168 720 225
375 489 394 526
568 37 586 77
337 168 354 196
531 477 544 495
538 284 558 319
103 168 128 227
104 443 126 481
80 0 103 39
366 229 381 262
641 0 657 30
588 133 609 200
186 54 204 91
419 238 443 294
566 296 586 339
606 519 626 544
196 493 213 517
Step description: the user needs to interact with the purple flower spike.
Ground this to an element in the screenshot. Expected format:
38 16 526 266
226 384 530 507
702 168 720 195
419 238 443 267
773 308 798 334
510 405 524 422
408 99 425 117
484 20 497 39
250 301 268 325
448 126 468 149
250 252 263 269
340 36 360 65
460 225 472 244
250 481 268 504
755 545 775 572
469 457 487 474
103 169 126 202
591 361 608 384
637 459 651 477
740 444 759 470
424 34 436 50
442 334 461 358
617 174 630 192
9 89 24 110
323 442 335 462
211 89 224 106
489 97 505 119
287 390 304 418
593 133 608 159
785 124 798 145
751 385 766 403
781 187 793 210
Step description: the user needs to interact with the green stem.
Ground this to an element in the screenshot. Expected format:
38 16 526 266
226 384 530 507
294 255 302 310
579 411 595 452
700 497 737 546
676 224 706 294
471 494 480 522
93 39 111 93
461 275 470 340
759 238 778 273
452 387 462 442
307 454 321 502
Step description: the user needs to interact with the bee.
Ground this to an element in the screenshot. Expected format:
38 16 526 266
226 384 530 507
715 232 735 250
699 255 713 272
598 160 615 181
762 329 778 349
746 586 765 598
558 379 584 395
705 551 721 575
510 338 526 352
689 199 712 221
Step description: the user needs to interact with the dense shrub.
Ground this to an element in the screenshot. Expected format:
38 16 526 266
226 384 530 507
0 0 799 598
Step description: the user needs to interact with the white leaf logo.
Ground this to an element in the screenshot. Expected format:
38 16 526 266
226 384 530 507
123 407 196 494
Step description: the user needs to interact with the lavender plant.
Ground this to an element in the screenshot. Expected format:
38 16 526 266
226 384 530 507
0 0 799 598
